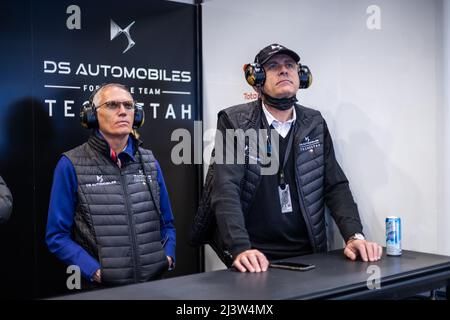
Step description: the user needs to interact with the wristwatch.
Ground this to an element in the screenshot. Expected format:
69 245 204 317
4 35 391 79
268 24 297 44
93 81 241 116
347 233 365 242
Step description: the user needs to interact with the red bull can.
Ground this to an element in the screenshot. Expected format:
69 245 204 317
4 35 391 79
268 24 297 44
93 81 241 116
386 216 402 256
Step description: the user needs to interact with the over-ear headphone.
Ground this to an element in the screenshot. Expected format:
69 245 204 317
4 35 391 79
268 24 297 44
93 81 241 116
243 62 313 89
80 83 145 129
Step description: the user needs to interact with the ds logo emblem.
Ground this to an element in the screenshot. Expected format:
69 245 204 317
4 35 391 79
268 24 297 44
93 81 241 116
110 19 136 54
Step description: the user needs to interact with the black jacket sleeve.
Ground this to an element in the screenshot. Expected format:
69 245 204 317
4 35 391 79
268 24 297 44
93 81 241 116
210 113 252 258
0 176 13 224
323 121 363 242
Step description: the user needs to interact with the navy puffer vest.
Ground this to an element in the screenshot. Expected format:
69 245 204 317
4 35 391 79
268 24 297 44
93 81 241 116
64 134 168 286
223 101 327 252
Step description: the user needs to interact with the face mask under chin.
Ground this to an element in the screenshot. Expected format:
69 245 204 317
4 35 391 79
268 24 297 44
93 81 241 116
262 92 298 111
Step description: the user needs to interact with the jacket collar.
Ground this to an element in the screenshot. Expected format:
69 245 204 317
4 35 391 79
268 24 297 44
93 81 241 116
293 104 321 145
88 131 140 161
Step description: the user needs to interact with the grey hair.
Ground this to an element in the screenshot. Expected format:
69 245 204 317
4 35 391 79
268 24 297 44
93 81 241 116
91 83 132 107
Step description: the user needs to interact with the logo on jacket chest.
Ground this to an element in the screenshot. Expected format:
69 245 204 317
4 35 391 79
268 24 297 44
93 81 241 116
133 170 153 185
299 136 321 152
85 175 118 187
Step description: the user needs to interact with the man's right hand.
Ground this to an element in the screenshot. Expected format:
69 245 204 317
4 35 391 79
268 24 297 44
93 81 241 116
232 249 269 272
92 269 102 283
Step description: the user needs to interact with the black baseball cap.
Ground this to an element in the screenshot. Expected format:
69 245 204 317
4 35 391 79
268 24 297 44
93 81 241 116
254 44 300 65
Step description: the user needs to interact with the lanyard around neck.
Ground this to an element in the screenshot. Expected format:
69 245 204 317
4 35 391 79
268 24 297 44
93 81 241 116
261 111 295 187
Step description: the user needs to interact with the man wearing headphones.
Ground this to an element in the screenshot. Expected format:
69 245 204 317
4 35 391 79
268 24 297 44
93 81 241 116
209 44 382 272
46 83 175 287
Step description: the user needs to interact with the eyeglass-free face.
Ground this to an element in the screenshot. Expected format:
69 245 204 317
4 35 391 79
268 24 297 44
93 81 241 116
263 54 300 99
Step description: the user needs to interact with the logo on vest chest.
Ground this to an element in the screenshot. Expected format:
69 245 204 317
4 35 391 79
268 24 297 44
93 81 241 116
85 175 118 187
299 136 321 152
133 170 153 185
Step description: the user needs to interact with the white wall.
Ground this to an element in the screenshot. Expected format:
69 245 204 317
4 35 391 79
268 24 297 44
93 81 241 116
438 0 450 256
202 0 447 270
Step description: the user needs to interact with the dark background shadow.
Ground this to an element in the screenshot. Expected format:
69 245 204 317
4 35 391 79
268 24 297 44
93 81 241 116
0 0 202 299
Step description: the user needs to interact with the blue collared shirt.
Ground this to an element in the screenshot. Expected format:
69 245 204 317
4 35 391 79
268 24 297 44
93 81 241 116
46 133 176 281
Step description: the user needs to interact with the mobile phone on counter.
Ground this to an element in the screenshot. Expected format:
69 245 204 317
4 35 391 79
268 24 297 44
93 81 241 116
269 261 315 271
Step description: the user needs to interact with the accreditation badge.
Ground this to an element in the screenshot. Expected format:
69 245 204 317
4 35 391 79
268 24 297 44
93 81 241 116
278 184 293 213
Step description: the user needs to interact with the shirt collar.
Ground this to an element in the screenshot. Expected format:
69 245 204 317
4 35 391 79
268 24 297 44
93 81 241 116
262 102 296 127
122 136 135 161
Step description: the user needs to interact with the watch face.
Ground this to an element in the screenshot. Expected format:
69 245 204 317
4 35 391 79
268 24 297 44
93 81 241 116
354 233 365 240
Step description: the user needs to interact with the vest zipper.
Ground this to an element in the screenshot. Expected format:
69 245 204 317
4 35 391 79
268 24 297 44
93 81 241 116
120 169 140 282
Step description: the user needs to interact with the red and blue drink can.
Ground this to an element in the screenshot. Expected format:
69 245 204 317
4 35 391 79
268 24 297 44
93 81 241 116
386 216 402 256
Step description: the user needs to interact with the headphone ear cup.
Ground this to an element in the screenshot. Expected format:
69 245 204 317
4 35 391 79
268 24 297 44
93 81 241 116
244 63 265 87
133 103 145 129
80 101 98 129
299 64 313 89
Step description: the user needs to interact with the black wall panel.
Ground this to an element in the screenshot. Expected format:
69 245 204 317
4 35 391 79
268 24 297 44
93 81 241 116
0 0 201 298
